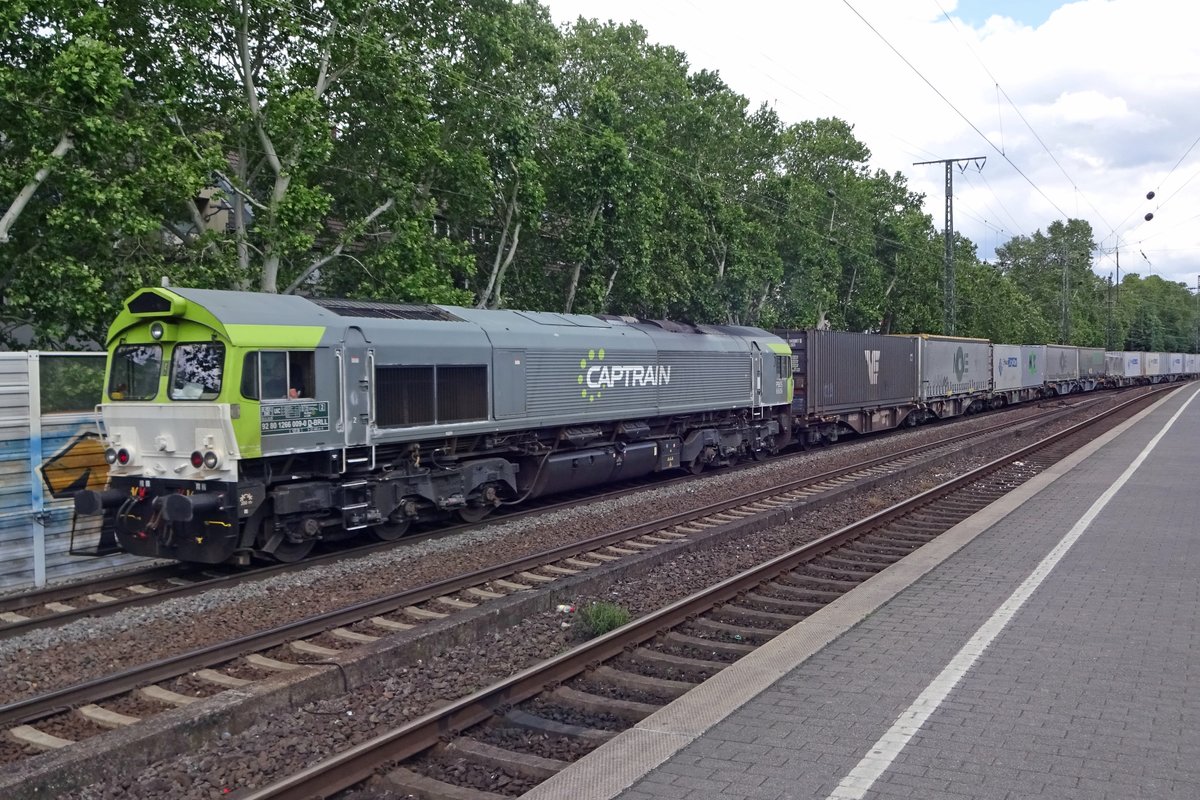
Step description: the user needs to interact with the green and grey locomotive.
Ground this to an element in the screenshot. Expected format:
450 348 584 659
74 288 795 564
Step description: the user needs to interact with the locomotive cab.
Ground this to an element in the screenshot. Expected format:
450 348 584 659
75 288 334 564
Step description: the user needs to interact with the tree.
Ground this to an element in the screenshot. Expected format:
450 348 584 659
0 0 228 346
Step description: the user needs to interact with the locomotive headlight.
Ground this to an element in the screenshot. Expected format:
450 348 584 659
190 450 205 469
150 321 165 340
116 448 131 465
203 451 220 469
104 448 118 465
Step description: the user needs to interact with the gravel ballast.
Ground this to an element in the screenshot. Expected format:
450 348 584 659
44 392 1151 800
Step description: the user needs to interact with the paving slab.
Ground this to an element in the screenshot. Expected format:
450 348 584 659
525 385 1200 800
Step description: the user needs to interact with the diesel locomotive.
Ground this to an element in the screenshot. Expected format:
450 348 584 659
74 288 796 564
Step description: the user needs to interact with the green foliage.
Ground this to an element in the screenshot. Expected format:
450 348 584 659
38 354 106 413
576 601 631 638
2 2 1195 350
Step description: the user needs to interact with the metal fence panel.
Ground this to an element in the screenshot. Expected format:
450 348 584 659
0 352 154 592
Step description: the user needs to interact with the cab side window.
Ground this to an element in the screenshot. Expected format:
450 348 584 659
241 350 315 400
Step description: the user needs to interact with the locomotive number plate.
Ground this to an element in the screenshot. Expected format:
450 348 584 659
260 401 331 435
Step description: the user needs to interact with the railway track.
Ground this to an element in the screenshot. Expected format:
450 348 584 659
0 390 1134 763
0 391 1120 643
228 386 1167 800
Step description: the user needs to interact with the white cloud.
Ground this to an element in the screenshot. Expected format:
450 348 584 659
541 0 1200 287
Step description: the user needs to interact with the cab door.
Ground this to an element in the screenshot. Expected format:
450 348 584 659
751 341 764 408
340 327 373 447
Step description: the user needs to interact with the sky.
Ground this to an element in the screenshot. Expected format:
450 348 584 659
540 0 1200 289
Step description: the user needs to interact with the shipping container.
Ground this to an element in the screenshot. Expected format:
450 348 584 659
1044 345 1080 382
1078 347 1106 377
1144 352 1166 376
994 344 1045 394
1106 351 1143 379
1169 353 1185 374
1187 354 1199 374
790 330 919 416
914 335 992 400
992 344 1023 392
1021 345 1046 388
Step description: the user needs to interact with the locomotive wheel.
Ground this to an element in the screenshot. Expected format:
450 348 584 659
457 504 494 524
370 516 411 542
271 537 315 563
688 457 707 475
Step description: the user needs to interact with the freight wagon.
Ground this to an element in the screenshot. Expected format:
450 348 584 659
781 330 919 444
1104 351 1144 386
1044 345 1080 393
1077 348 1106 390
914 335 992 416
992 344 1045 405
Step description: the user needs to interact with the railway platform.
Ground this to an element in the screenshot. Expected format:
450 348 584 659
524 382 1200 800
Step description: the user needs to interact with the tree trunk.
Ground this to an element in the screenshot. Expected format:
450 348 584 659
564 263 582 314
601 261 620 311
234 143 251 283
283 197 396 294
564 200 604 314
489 221 521 309
477 179 520 308
0 133 74 244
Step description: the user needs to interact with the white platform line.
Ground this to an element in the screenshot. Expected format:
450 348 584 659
826 385 1200 800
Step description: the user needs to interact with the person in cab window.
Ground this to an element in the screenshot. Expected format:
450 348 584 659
289 379 305 399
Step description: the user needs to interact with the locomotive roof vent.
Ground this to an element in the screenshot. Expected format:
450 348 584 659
310 298 465 322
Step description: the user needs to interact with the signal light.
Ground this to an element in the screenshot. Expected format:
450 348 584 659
203 451 219 469
105 448 118 465
190 451 204 468
116 449 131 465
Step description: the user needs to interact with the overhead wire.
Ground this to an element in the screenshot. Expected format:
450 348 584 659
842 0 1072 222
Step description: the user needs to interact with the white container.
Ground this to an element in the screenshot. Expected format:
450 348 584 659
1106 351 1143 379
1021 345 1046 388
1045 345 1080 382
992 344 1023 392
915 336 992 400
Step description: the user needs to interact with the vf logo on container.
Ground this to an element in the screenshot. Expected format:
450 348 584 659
864 350 881 385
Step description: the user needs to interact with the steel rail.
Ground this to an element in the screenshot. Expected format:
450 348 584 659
0 390 1138 727
234 386 1172 800
0 390 1118 639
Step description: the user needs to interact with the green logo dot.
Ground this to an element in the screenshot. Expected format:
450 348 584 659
579 359 586 369
580 388 587 398
588 349 595 360
577 375 583 384
598 348 605 360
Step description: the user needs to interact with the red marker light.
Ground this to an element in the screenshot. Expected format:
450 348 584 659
190 451 204 468
116 449 131 465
